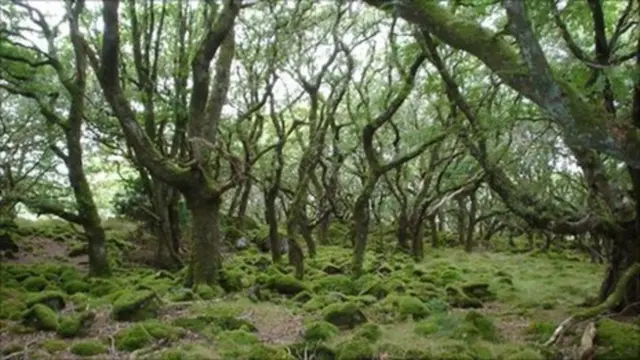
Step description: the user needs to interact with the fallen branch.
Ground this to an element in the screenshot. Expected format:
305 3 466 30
544 262 640 346
577 322 596 360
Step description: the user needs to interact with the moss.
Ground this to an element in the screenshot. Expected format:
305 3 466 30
111 289 158 321
57 312 95 338
354 323 381 342
217 329 260 345
70 340 106 356
292 290 314 303
314 275 355 295
595 318 640 360
22 276 49 292
414 319 440 336
115 324 153 351
323 302 367 329
68 242 88 257
89 279 118 297
247 344 295 360
157 345 219 360
195 284 224 300
42 339 68 353
220 269 244 292
397 296 430 320
304 321 340 342
0 299 26 320
425 298 450 314
169 288 196 302
70 293 89 310
461 283 495 301
63 280 90 295
525 321 555 342
445 286 483 309
503 348 545 360
21 304 58 331
25 291 66 311
336 338 375 360
266 274 308 296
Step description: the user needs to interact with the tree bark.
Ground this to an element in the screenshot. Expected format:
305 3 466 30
184 194 222 285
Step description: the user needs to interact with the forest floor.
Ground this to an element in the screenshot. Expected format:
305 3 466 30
1 219 639 360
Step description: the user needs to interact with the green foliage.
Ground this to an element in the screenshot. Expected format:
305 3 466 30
354 323 382 342
336 338 375 360
115 321 183 352
70 340 107 356
25 291 66 311
195 284 224 300
57 312 94 338
266 274 308 295
63 280 90 295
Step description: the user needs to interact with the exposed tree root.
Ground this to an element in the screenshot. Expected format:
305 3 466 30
577 322 596 360
544 262 640 347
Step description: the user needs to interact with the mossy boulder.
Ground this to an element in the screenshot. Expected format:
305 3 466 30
445 286 483 309
22 276 49 292
42 339 68 353
115 320 183 352
304 321 340 342
0 299 26 320
595 318 640 360
63 280 90 295
461 283 495 301
336 338 375 360
195 285 224 300
25 291 66 311
354 323 381 342
314 275 355 295
322 263 344 275
396 296 430 320
247 344 296 360
292 290 314 304
57 312 95 338
323 302 367 329
220 269 244 292
266 274 308 296
454 311 499 342
111 290 158 321
21 304 58 331
355 275 388 300
70 340 107 357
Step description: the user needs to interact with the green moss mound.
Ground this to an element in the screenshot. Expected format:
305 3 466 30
42 339 68 353
70 340 107 356
63 280 90 295
25 291 66 311
115 320 183 352
595 318 640 360
354 323 382 342
336 338 375 360
247 344 295 360
266 274 308 296
195 285 224 300
111 290 158 321
22 276 49 292
0 299 26 321
323 302 368 329
21 304 58 331
57 312 95 338
304 321 340 342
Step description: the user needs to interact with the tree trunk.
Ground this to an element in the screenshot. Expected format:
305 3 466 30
236 177 253 232
464 192 477 253
396 208 409 251
185 194 222 286
152 181 182 270
456 197 466 247
598 224 640 309
264 186 281 263
352 181 375 277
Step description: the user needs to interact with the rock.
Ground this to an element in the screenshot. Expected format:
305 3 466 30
0 232 19 255
21 304 58 331
25 291 67 311
323 302 367 329
322 263 344 275
461 283 495 301
235 237 250 250
266 274 308 296
111 290 158 321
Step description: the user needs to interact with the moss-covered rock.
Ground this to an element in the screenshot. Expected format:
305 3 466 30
595 318 640 360
220 269 244 292
304 321 340 342
354 323 381 342
247 344 296 360
336 338 375 360
0 299 26 320
195 285 224 300
70 340 107 357
25 291 66 311
22 276 49 292
67 242 88 257
461 283 495 301
111 290 158 321
445 286 483 309
314 275 355 295
57 312 95 338
168 288 197 302
266 274 308 296
455 311 499 342
42 339 68 353
115 320 183 352
396 296 430 320
292 290 314 304
21 304 58 331
63 280 90 295
323 302 367 329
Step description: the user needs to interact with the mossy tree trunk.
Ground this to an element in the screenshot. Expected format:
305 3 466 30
96 0 245 286
464 192 478 253
5 1 111 276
